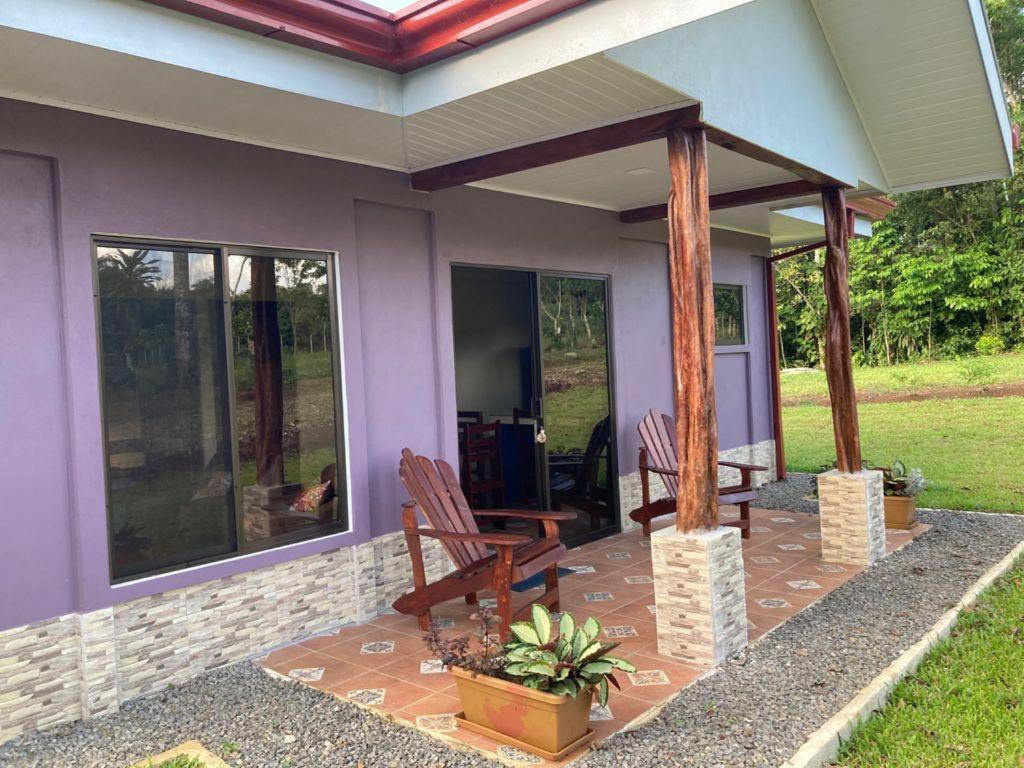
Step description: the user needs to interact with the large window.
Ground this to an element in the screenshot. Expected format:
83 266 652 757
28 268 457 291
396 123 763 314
713 284 746 346
96 242 346 582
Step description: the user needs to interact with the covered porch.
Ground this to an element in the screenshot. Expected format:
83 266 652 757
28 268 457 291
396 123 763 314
261 507 926 765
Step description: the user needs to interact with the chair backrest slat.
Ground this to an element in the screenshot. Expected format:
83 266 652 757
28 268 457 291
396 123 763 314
400 448 488 568
638 409 679 497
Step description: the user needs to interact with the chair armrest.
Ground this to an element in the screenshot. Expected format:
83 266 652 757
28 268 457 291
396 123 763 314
640 463 677 478
415 527 533 547
718 460 769 472
472 508 577 522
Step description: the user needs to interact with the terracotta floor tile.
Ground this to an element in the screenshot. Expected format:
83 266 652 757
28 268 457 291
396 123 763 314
394 691 462 723
328 670 433 712
262 646 319 672
615 654 704 697
322 633 423 668
377 650 454 684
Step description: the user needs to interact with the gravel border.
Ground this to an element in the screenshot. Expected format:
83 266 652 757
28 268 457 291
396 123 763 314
3 501 1022 768
577 509 1024 768
753 472 820 516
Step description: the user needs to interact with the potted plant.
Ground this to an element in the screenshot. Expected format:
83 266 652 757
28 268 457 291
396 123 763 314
875 460 927 529
425 605 635 760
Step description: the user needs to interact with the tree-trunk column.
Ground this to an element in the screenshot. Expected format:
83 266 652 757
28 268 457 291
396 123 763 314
652 126 746 665
666 126 719 533
818 188 886 566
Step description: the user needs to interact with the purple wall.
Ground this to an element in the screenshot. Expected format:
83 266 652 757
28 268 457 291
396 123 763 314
0 98 772 629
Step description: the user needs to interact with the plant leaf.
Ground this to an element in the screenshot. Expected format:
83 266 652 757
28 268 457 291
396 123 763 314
581 661 613 675
510 621 541 646
597 676 609 707
582 616 601 642
559 612 575 640
531 604 552 645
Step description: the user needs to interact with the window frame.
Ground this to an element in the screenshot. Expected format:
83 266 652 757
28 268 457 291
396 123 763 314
712 282 747 347
92 236 350 584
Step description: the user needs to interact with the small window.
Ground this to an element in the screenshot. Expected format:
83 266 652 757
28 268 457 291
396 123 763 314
713 284 745 346
96 242 346 582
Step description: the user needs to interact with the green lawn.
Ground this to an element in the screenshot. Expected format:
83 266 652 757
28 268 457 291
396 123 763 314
781 353 1024 404
783 396 1024 513
835 561 1024 768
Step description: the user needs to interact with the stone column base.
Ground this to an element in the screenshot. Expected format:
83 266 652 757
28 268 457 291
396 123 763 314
650 526 747 665
817 469 886 566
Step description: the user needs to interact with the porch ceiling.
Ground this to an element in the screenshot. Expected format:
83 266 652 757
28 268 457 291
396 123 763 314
470 140 801 212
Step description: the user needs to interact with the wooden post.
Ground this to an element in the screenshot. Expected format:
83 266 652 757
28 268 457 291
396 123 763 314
666 126 719 532
251 256 285 487
765 260 786 481
821 187 862 472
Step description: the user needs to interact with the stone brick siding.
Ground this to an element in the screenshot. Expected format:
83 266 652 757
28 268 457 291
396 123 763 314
650 526 747 665
817 469 887 566
0 531 450 745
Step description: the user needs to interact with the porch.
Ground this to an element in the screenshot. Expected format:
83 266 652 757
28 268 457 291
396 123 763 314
261 507 926 765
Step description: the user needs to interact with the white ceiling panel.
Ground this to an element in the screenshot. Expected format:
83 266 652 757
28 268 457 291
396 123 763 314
813 0 1012 191
472 140 800 211
404 55 688 169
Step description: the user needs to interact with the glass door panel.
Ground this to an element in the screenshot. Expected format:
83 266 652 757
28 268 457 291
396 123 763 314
537 274 617 545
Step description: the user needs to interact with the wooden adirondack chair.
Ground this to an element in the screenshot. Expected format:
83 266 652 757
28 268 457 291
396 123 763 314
393 448 576 639
630 410 767 538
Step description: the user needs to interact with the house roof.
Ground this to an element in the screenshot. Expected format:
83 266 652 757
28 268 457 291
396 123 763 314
141 0 594 72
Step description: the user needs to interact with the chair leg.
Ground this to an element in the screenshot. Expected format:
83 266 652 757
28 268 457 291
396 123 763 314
494 549 514 641
465 592 478 605
544 565 560 612
740 502 751 540
642 520 651 537
417 611 432 632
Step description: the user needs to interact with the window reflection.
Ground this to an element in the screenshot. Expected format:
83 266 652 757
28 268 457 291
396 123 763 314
97 247 236 580
229 254 343 544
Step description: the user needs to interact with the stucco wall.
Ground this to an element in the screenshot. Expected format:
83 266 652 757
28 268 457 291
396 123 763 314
0 97 774 631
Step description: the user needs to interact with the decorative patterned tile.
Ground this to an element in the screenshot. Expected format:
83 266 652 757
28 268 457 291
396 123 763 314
360 641 395 655
604 625 638 638
584 592 614 603
624 575 653 584
750 556 781 565
478 598 497 609
777 543 806 551
430 618 455 630
755 598 791 609
786 580 822 591
606 552 632 560
646 604 658 615
416 713 457 732
771 517 796 523
347 688 386 705
802 532 822 540
419 659 445 674
816 564 848 574
750 527 773 533
566 565 596 574
628 670 670 686
287 667 325 682
590 703 613 721
497 745 541 764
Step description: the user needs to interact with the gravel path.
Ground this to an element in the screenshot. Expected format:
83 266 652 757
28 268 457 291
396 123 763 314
753 472 820 515
3 504 1021 768
0 664 498 768
577 509 1024 768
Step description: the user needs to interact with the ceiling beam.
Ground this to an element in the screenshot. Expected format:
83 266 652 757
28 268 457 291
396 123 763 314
410 105 702 191
620 179 822 224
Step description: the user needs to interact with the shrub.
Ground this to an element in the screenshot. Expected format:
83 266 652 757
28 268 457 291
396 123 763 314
975 333 1006 356
958 356 998 387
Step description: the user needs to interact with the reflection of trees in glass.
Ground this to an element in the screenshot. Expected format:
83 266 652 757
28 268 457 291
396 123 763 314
714 285 745 345
540 277 607 351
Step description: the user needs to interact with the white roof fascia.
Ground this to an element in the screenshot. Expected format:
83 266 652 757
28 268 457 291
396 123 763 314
399 0 756 116
604 0 887 191
0 0 403 116
775 205 873 238
967 0 1014 170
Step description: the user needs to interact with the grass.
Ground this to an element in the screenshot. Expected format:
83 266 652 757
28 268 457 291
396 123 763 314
780 352 1024 404
835 560 1024 768
152 757 206 768
783 396 1024 513
544 384 608 454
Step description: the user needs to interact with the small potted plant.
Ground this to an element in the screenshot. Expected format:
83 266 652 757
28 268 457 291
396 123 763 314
875 460 927 529
425 605 635 760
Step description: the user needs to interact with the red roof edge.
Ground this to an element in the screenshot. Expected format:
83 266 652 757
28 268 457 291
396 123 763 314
141 0 593 72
